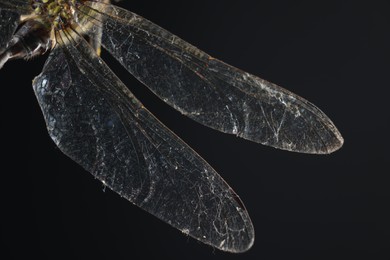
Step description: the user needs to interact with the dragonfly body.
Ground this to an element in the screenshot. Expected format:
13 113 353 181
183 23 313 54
0 0 99 67
0 18 50 68
0 0 343 253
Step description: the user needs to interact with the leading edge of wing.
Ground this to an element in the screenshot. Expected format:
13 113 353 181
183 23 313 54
31 30 254 253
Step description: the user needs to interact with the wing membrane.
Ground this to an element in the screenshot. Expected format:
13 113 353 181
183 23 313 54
78 1 343 154
32 32 254 253
0 10 19 51
0 0 31 13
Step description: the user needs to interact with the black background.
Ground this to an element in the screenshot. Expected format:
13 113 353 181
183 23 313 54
1 0 389 259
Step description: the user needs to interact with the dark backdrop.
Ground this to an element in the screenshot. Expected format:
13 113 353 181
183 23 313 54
1 0 389 259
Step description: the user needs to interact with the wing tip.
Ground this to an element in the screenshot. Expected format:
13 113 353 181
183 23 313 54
298 126 344 155
311 113 344 155
319 128 344 154
214 223 255 253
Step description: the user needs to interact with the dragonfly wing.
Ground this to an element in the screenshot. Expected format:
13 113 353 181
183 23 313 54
32 32 254 253
78 2 343 154
0 10 19 51
0 0 31 14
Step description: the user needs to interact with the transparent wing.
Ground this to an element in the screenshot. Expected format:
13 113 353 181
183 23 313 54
0 0 31 13
77 1 343 154
32 32 254 253
0 9 19 51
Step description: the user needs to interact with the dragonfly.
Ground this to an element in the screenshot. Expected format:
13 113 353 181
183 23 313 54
0 0 343 253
